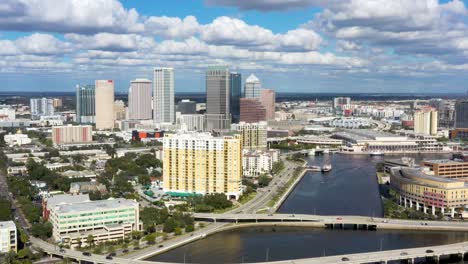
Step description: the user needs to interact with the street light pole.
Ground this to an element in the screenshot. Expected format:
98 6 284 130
380 238 384 251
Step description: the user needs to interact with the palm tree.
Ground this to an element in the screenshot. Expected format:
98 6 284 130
86 234 94 247
76 237 82 249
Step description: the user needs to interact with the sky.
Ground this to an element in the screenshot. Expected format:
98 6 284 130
1 0 468 94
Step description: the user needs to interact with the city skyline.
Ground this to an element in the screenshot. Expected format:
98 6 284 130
1 0 468 93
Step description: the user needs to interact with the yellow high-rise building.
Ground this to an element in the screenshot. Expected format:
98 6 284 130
163 132 242 199
414 108 438 135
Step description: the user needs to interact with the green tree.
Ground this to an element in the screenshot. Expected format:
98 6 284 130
144 233 157 245
163 217 177 233
185 225 195 232
76 237 82 249
174 227 182 236
0 200 12 221
258 174 272 187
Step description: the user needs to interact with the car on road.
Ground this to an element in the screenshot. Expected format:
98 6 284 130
122 249 129 253
341 257 350 261
336 217 342 220
400 252 408 256
106 256 113 260
108 252 116 257
426 249 434 253
59 248 66 253
82 252 91 256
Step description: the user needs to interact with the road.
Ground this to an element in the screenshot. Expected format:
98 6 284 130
232 159 301 214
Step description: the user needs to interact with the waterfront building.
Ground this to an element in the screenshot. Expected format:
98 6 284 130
260 89 276 121
390 167 468 217
128 79 152 120
114 100 126 121
230 72 242 123
422 160 468 180
163 132 242 199
179 114 205 131
244 74 261 98
0 221 17 253
414 108 438 135
153 67 175 124
176 99 197 114
239 98 266 123
231 121 267 150
48 198 139 247
4 130 31 147
242 149 280 178
75 85 95 124
52 125 92 145
455 100 468 129
206 66 231 130
334 129 423 154
42 193 90 220
30 98 54 118
95 80 115 130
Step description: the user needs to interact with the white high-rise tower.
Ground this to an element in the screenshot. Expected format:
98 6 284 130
128 79 152 120
153 67 175 124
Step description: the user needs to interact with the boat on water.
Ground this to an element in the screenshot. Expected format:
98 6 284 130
307 165 321 172
369 152 385 157
308 150 316 156
321 164 332 172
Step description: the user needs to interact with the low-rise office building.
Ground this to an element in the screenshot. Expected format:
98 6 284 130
390 167 468 217
48 198 139 247
52 125 92 145
0 221 17 253
4 131 32 146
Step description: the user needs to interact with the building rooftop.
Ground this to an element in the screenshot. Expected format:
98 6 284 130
424 159 468 164
54 198 138 214
0 221 16 230
46 193 90 209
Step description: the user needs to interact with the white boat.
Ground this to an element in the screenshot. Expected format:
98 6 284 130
321 164 332 172
323 149 330 154
308 150 316 156
369 152 385 156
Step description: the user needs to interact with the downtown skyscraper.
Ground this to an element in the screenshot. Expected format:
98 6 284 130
153 67 175 124
128 78 152 120
244 74 261 98
95 80 115 130
230 72 241 123
75 85 95 124
206 65 231 130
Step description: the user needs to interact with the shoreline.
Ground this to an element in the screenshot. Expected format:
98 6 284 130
271 160 308 212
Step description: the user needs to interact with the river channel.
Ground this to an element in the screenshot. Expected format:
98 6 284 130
149 153 461 263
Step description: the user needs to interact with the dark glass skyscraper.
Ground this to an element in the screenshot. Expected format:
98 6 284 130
76 84 95 123
206 66 231 131
455 100 468 128
230 72 241 123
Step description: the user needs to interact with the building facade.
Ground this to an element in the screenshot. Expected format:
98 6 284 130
242 150 280 178
244 74 261 98
423 160 468 180
128 79 152 120
333 97 351 109
30 98 54 118
390 167 468 217
176 99 197 114
95 80 115 130
230 72 242 123
260 89 276 121
153 67 175 124
0 221 17 253
206 66 231 130
240 98 266 123
231 121 267 150
455 100 468 129
179 114 205 131
52 125 92 145
438 101 455 129
48 198 139 247
414 108 438 135
163 132 242 199
76 85 95 124
4 131 31 147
